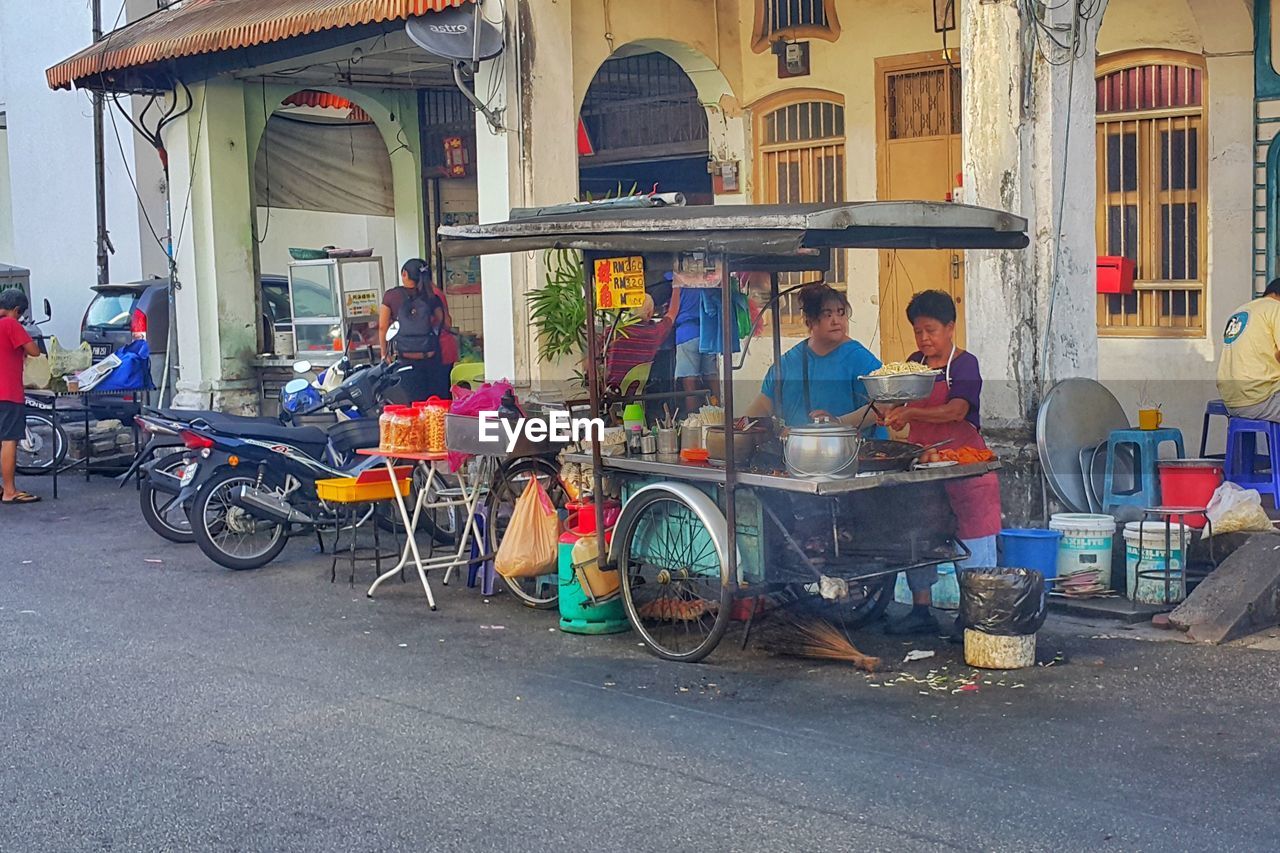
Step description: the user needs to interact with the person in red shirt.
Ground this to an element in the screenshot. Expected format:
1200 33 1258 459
0 289 42 504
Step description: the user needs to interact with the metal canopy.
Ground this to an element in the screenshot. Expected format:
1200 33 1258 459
437 201 1029 260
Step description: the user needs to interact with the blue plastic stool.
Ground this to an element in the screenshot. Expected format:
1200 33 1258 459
1102 428 1186 514
1199 399 1229 458
1224 418 1280 506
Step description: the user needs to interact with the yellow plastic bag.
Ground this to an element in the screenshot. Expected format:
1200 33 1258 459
48 337 92 378
494 478 561 579
23 354 52 389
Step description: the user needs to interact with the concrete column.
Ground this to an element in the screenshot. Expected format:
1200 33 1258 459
961 0 1102 429
474 0 579 386
167 78 260 413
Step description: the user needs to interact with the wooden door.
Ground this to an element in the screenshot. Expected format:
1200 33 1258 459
875 55 965 363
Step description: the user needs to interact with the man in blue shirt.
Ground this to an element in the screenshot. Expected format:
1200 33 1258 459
747 284 881 430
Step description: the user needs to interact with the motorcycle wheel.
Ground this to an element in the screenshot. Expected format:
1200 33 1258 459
17 414 67 475
191 468 289 571
139 451 195 544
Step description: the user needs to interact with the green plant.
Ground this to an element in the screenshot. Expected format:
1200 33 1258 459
528 248 588 363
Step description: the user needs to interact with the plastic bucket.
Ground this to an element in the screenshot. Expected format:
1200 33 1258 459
894 562 961 609
1122 522 1188 604
1157 460 1224 529
998 529 1063 583
1048 513 1117 589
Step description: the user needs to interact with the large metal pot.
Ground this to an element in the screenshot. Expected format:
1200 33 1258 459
783 419 862 479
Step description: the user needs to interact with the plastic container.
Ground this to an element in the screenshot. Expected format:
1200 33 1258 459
422 397 450 454
894 563 960 609
1157 459 1224 529
622 402 645 432
316 475 412 503
997 529 1063 583
1123 522 1188 604
1049 513 1117 588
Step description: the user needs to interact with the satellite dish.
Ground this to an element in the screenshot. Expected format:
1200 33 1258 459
406 6 504 62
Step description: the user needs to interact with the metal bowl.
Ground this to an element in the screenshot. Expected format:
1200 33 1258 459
859 371 939 403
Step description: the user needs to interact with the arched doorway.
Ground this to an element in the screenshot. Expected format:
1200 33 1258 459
577 49 713 202
252 89 398 355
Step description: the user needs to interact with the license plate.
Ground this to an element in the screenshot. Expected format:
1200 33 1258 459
180 462 198 485
91 344 111 359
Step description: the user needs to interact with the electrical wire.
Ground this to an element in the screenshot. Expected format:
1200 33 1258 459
104 101 165 252
256 79 273 244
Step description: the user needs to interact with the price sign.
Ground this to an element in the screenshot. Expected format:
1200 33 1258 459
593 256 645 311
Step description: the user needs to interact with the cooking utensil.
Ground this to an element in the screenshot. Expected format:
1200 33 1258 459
859 372 939 403
706 425 768 464
783 419 862 479
1037 379 1129 513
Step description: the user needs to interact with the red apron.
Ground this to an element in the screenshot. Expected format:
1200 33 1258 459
901 372 1002 540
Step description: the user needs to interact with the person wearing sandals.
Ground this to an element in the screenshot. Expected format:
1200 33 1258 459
0 289 42 504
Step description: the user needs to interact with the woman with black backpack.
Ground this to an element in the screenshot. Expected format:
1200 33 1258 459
378 258 451 402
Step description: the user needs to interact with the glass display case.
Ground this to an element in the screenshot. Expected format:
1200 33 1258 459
286 256 386 357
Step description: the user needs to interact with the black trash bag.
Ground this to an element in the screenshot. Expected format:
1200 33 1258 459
957 567 1047 637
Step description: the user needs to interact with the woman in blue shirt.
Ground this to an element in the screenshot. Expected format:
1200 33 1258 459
746 284 881 429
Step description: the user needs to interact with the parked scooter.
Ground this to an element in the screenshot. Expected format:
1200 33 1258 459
181 356 415 570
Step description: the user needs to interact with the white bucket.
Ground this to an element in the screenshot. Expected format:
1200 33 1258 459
1122 522 1188 604
1049 513 1117 589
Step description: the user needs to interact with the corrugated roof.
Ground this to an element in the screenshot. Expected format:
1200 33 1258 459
47 0 472 90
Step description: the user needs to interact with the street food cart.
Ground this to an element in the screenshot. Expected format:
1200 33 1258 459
439 201 1028 662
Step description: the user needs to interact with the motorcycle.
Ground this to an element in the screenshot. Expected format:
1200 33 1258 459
123 335 373 544
17 300 69 476
181 357 416 570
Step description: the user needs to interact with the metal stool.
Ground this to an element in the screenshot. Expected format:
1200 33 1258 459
328 503 400 587
1101 428 1186 515
1133 507 1216 606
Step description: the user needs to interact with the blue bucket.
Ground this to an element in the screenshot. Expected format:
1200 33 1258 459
998 529 1063 583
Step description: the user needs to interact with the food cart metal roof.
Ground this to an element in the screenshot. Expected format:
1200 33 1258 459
437 201 1029 263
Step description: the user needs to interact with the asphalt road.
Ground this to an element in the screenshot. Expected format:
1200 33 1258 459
3 477 1279 852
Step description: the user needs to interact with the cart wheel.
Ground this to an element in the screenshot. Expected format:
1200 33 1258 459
786 574 895 631
616 489 733 662
485 455 567 609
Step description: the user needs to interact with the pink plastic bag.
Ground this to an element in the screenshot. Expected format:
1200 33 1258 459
447 381 518 471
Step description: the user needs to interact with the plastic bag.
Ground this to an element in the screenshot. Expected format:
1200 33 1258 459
23 354 51 389
447 380 516 471
73 353 121 391
47 337 92 378
1202 481 1275 539
958 567 1047 637
95 340 153 391
494 478 560 579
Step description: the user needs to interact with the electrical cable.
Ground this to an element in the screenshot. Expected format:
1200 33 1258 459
172 88 207 258
256 79 273 244
105 102 165 252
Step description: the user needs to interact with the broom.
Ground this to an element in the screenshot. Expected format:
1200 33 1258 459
755 614 883 673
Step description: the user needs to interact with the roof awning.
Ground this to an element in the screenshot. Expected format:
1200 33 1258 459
47 0 472 91
437 201 1031 263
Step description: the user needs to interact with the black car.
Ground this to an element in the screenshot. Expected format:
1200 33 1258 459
81 274 291 389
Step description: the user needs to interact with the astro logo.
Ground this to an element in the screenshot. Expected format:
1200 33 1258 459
430 24 469 34
1223 311 1249 345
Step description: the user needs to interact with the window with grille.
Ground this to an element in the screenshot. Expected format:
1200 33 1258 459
1095 54 1206 337
885 66 962 140
756 97 847 334
752 1 841 52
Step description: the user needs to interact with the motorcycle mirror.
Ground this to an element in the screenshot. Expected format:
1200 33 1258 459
283 378 311 395
292 360 313 375
42 299 51 321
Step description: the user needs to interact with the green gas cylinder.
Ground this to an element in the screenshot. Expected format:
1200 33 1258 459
558 505 629 635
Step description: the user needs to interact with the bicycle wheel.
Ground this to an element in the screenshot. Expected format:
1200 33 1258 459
616 489 733 662
17 414 66 475
484 455 567 609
